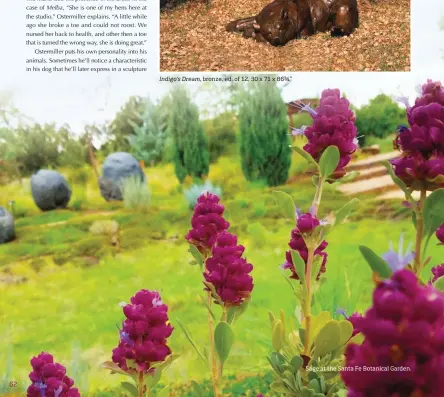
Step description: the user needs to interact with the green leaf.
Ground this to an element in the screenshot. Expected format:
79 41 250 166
157 386 171 397
312 321 341 360
176 319 208 365
290 355 303 372
292 146 319 169
273 190 297 220
308 379 322 393
189 244 204 265
227 296 250 324
144 368 162 388
381 160 413 201
120 382 138 397
199 295 216 321
155 353 179 372
433 277 444 292
422 189 444 252
334 198 359 226
191 381 205 397
291 250 306 283
319 146 340 181
214 321 234 366
311 256 323 283
270 381 290 393
338 320 353 346
337 170 359 183
102 361 130 376
359 245 392 279
272 320 283 351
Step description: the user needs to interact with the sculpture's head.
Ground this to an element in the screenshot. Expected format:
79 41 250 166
260 8 295 46
333 5 357 35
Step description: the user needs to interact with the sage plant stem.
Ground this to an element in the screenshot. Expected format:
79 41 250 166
414 187 427 274
138 372 144 397
311 174 324 216
303 174 324 356
208 292 221 397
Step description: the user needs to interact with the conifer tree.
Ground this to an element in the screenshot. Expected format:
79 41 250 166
238 80 291 186
168 85 209 183
127 98 167 166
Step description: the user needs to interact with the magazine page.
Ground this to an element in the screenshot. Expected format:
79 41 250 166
1 0 444 396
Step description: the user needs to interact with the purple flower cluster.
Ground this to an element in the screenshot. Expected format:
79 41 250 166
432 264 444 283
186 193 254 307
112 290 173 374
337 309 363 337
342 269 444 397
186 192 230 256
391 80 444 191
27 352 80 397
282 211 328 281
204 231 254 307
294 89 358 178
437 224 444 245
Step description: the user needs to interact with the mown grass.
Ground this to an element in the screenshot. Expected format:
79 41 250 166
0 153 438 396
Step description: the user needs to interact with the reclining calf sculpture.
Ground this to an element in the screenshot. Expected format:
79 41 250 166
226 0 358 46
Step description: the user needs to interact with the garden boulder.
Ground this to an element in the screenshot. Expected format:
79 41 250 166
0 206 15 244
31 170 72 211
99 152 145 201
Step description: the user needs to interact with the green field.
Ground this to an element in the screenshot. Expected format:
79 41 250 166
0 154 440 396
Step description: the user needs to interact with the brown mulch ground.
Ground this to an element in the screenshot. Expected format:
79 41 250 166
159 0 410 71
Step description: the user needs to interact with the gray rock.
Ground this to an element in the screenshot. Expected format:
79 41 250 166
31 170 72 211
99 152 145 201
0 206 15 244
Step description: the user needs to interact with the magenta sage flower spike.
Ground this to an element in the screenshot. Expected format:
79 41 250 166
112 289 173 375
342 269 444 396
390 79 444 191
186 192 230 256
336 308 363 337
204 231 254 307
27 352 80 397
300 89 358 178
282 212 328 282
432 264 444 283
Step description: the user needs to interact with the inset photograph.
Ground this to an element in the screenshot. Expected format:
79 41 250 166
160 0 410 72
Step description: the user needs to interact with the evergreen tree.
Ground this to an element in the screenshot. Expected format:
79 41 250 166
104 96 146 153
238 80 291 186
167 85 209 183
127 98 167 166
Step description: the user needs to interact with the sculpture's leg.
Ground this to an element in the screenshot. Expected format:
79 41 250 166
226 16 257 33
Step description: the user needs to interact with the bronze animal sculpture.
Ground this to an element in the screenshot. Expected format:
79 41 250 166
330 0 359 35
226 0 359 46
226 0 314 46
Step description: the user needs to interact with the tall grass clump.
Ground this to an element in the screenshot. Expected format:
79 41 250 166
121 175 151 212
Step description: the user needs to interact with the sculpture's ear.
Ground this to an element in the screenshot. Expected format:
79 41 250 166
280 8 288 20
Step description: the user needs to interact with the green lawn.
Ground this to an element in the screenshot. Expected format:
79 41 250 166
0 154 439 396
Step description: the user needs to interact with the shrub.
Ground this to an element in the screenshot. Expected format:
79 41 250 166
167 85 210 183
127 98 168 166
121 175 151 212
355 94 407 146
184 181 222 209
238 80 291 186
202 111 238 162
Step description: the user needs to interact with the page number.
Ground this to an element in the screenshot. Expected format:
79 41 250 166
9 381 17 387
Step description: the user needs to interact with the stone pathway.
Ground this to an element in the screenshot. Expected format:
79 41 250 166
338 151 408 200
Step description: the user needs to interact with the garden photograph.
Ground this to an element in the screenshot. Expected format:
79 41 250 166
1 74 444 397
